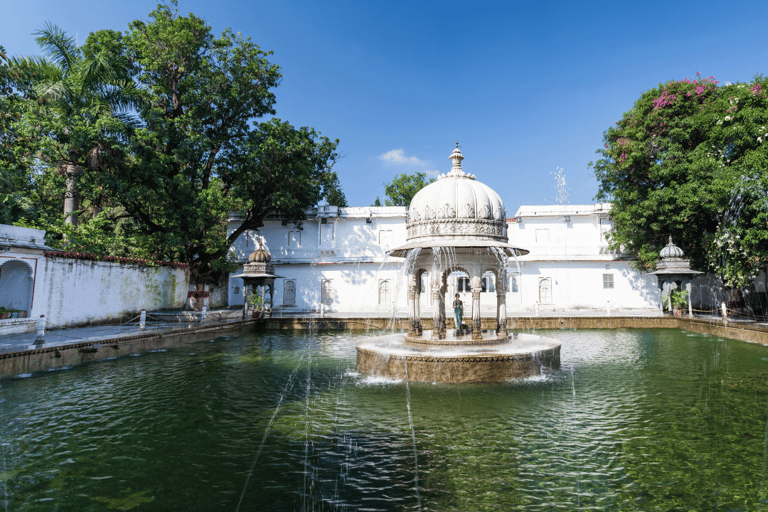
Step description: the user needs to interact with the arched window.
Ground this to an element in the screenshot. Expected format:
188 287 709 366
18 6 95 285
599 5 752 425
378 279 391 305
538 278 552 304
457 277 470 292
321 279 334 305
283 280 296 306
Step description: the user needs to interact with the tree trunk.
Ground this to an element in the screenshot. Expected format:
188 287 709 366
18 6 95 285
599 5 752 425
64 161 82 227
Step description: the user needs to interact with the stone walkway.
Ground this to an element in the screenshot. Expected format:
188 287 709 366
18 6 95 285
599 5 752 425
1 307 754 356
0 310 244 354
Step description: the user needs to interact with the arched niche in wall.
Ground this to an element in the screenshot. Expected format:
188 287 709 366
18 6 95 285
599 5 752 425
0 260 34 314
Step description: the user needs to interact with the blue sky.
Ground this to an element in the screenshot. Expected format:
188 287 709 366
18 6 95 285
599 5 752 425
3 0 768 211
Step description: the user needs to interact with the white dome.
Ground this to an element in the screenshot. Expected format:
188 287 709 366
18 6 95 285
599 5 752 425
660 236 685 259
405 145 508 245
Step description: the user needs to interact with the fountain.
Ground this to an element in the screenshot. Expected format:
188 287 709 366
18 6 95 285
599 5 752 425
356 144 561 383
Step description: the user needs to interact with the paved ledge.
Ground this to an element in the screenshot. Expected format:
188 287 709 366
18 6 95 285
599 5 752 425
1 312 766 379
0 319 258 378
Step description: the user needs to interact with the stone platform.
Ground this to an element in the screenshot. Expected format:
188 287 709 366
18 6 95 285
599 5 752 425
356 332 561 384
405 328 511 345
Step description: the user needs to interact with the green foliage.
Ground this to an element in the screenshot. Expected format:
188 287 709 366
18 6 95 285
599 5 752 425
593 73 768 285
246 292 262 309
0 45 33 225
382 171 434 207
670 289 689 310
90 3 340 283
4 3 342 282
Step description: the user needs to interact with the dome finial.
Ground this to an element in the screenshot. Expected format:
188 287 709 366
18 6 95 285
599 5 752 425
660 235 684 259
449 142 466 177
248 236 271 263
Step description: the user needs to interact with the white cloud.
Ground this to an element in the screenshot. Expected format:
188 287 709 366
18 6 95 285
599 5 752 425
379 148 425 166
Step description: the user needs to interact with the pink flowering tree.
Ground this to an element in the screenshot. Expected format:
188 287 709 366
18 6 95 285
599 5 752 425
593 73 768 287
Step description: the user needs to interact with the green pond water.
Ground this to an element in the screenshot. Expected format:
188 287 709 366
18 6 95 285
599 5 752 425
1 328 767 511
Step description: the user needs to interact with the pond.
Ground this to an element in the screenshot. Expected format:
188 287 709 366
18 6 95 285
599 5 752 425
0 328 767 511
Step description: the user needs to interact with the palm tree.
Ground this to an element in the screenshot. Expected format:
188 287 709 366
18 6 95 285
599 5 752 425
11 23 142 227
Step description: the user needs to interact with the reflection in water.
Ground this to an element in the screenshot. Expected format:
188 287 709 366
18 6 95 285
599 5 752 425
0 328 767 511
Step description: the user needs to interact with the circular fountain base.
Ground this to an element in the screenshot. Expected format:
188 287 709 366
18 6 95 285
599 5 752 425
356 332 561 384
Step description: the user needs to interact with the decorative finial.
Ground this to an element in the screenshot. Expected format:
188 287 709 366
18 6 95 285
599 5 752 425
448 143 466 178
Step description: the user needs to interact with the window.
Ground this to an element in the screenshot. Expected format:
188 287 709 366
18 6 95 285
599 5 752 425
321 279 334 305
509 275 519 293
600 218 611 242
538 278 552 304
420 273 428 293
482 275 495 293
378 230 393 247
320 222 334 247
457 277 470 292
283 280 296 306
603 274 614 289
378 280 391 305
289 231 301 248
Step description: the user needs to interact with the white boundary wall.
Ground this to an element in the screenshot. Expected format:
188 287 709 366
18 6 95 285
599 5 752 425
40 258 189 328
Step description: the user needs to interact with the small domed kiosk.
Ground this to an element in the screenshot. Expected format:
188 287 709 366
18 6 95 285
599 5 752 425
232 239 280 318
356 144 561 383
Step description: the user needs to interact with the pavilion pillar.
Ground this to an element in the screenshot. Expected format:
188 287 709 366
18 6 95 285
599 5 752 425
496 270 508 337
407 273 418 335
431 273 443 340
438 272 448 336
471 274 483 340
267 282 275 318
414 272 422 334
242 281 251 319
686 280 693 318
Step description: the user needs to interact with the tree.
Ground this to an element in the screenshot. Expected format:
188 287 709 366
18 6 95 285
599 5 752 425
0 45 28 225
381 171 434 207
93 3 341 283
9 24 140 228
593 73 768 286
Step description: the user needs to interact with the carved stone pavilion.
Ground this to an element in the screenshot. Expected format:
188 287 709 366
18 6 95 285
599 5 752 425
650 236 702 317
231 239 279 318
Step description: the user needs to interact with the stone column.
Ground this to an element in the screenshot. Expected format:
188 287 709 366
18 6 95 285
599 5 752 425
471 274 483 340
407 272 417 335
439 273 447 336
496 270 508 337
414 272 422 334
431 274 443 341
243 282 252 318
658 280 665 313
267 282 274 318
686 280 693 318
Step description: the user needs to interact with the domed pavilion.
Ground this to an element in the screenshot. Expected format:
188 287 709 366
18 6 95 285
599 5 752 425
390 143 528 341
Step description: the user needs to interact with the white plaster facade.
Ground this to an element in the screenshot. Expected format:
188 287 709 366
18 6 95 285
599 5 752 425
228 206 410 314
227 203 662 316
508 204 658 311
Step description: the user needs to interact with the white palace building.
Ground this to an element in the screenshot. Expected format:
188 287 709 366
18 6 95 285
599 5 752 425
226 203 660 316
226 149 665 316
